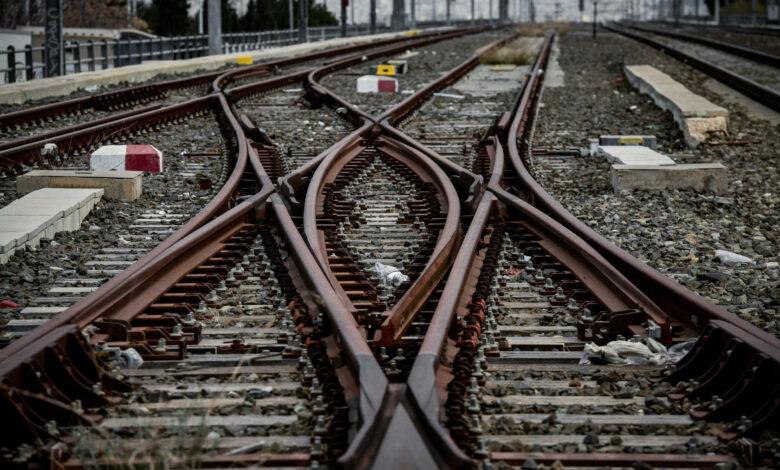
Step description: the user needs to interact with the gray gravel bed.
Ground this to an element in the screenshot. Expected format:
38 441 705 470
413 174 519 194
319 31 511 117
531 27 779 335
0 86 209 144
401 86 520 170
0 113 228 342
236 90 355 173
0 67 234 116
483 369 731 457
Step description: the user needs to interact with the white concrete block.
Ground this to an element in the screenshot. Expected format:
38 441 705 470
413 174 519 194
357 75 398 93
90 145 163 172
624 65 728 147
0 188 103 264
599 146 676 166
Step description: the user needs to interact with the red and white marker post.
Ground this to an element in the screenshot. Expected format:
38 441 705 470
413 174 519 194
90 145 164 172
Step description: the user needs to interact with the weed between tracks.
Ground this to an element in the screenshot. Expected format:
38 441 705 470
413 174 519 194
481 37 543 66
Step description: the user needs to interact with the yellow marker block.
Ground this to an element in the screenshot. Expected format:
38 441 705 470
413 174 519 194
377 65 396 76
491 64 517 71
619 136 645 145
405 30 420 36
237 56 253 65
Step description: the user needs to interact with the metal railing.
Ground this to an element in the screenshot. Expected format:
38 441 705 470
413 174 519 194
1 20 500 84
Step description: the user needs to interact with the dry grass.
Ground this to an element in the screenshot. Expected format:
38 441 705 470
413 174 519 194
482 37 540 66
518 22 572 37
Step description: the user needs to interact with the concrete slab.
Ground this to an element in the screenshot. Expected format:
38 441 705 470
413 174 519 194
0 215 57 235
599 135 657 149
599 145 676 166
0 188 102 264
0 30 430 105
19 306 69 317
17 170 143 200
624 65 728 147
610 163 727 194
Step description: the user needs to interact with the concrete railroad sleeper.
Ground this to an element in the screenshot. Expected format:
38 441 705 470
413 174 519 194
0 27 777 469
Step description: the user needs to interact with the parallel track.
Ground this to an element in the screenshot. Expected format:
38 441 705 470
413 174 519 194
0 25 778 469
605 22 780 111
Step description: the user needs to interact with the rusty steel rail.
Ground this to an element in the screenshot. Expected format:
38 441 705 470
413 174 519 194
604 22 780 112
305 27 490 126
0 104 163 153
623 22 780 68
12 25 775 469
269 192 388 437
0 27 502 465
0 26 452 375
0 29 476 178
0 95 216 176
498 30 780 443
0 73 221 132
213 27 462 93
504 30 779 348
372 135 461 346
378 32 521 126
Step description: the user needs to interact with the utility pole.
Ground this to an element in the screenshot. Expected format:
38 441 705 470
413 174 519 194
490 0 493 23
208 0 221 55
25 0 30 26
750 0 757 25
499 0 508 21
472 0 475 23
411 0 416 27
593 1 598 38
446 0 451 25
298 0 308 42
198 3 204 34
44 0 63 77
341 0 347 36
714 0 719 24
351 0 354 25
392 0 405 31
370 0 377 33
289 0 294 31
433 0 437 22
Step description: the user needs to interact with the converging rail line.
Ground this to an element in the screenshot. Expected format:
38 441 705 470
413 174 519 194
0 23 777 470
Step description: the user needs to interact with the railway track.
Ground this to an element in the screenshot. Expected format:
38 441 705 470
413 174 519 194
605 22 780 112
0 24 778 469
0 27 493 344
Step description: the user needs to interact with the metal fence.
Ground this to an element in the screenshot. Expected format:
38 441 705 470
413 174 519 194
1 20 501 84
0 24 396 84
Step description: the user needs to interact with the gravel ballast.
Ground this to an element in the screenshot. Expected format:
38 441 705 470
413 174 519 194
319 30 511 117
532 27 778 335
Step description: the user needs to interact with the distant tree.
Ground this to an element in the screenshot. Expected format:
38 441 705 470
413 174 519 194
235 0 338 32
0 0 147 30
202 0 242 34
308 0 338 27
137 0 194 36
0 0 30 29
